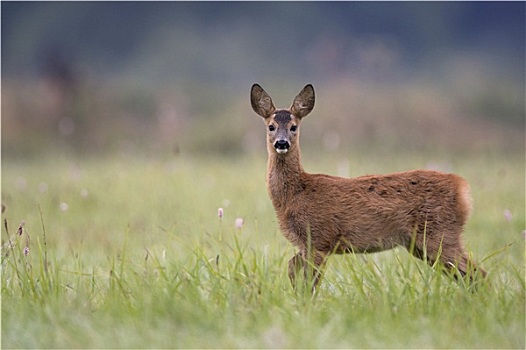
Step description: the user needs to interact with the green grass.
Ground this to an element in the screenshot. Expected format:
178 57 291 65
2 151 524 348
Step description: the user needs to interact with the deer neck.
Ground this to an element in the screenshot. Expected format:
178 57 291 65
267 146 304 208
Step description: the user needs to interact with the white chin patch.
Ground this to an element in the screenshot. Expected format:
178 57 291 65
275 148 288 154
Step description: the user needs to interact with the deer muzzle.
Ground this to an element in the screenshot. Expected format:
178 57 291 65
274 139 290 154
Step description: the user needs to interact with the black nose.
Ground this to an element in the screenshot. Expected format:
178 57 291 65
274 140 290 150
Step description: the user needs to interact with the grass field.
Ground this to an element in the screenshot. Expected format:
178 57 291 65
2 150 524 348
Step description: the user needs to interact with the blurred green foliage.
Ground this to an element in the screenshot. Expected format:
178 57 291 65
1 2 524 158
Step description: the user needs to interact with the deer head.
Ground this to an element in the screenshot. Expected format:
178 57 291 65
250 84 315 154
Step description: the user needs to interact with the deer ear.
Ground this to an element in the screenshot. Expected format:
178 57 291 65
251 84 276 118
291 84 315 118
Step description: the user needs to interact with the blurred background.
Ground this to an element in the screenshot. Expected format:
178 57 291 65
2 2 525 159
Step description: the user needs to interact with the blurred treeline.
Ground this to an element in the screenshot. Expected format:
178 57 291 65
2 2 524 159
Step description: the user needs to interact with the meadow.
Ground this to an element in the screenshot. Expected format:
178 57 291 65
1 149 524 349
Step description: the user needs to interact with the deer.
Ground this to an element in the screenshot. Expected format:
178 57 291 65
250 83 487 291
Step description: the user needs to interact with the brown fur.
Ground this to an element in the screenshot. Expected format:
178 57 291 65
250 83 486 289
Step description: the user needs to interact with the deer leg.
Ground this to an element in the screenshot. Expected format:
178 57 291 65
408 240 486 284
288 252 303 287
440 253 487 283
288 250 326 292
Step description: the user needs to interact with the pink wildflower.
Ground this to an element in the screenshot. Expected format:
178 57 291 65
235 218 244 229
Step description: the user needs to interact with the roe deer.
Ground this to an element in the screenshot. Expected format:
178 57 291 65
250 83 486 290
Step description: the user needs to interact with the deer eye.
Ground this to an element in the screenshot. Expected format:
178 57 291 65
290 125 297 132
268 124 276 132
